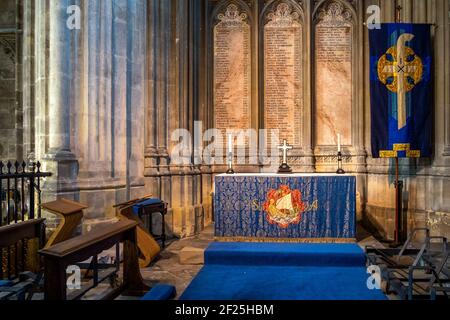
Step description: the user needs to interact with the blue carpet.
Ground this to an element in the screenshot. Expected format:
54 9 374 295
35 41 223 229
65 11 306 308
141 284 177 301
205 242 366 267
180 242 387 300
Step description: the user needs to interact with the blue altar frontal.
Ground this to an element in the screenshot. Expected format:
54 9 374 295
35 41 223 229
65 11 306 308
214 174 356 242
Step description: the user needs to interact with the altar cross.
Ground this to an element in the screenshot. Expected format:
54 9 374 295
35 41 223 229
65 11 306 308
278 140 293 164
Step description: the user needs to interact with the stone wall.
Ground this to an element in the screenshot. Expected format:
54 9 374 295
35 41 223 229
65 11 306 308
20 0 209 237
0 0 20 161
25 0 149 231
13 0 450 241
201 0 450 241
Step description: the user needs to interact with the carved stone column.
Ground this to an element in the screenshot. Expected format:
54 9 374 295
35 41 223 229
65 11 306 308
22 0 35 162
144 0 159 177
445 0 450 156
127 0 147 199
168 0 202 237
196 0 213 226
413 0 427 23
157 0 170 170
42 0 78 195
299 0 315 172
382 0 395 22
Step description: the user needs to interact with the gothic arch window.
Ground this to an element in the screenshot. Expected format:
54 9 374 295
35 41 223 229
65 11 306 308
260 0 305 148
313 0 357 150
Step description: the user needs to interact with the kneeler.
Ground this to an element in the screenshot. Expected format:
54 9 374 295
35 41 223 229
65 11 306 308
114 195 161 268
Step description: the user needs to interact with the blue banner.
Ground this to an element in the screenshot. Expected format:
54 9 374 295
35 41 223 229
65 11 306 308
369 23 432 158
214 175 356 241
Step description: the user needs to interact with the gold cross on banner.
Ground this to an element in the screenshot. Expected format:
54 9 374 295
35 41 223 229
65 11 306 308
377 34 423 130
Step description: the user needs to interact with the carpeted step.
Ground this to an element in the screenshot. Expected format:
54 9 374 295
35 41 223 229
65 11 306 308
180 265 387 300
205 242 366 267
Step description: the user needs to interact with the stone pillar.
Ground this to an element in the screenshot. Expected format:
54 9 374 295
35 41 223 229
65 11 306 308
157 0 170 166
22 0 35 162
14 0 23 161
195 0 213 226
34 0 48 161
156 0 172 237
74 0 118 222
42 0 78 195
127 0 147 199
382 0 395 22
144 0 159 176
299 0 315 172
112 1 128 184
414 0 427 23
169 0 192 237
433 0 449 161
402 0 413 22
445 0 450 156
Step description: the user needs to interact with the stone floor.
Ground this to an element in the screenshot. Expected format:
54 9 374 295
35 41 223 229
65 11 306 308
80 223 386 300
136 225 214 300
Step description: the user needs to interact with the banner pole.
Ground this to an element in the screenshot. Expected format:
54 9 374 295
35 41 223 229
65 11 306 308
393 2 403 246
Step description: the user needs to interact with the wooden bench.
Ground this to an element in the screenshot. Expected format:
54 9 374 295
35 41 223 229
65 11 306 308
0 218 45 249
39 219 147 300
0 218 45 300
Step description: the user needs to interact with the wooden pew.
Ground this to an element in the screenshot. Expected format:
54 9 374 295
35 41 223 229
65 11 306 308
39 219 147 300
0 218 45 249
0 219 45 300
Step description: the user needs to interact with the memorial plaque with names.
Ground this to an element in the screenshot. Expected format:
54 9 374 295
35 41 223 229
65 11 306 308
213 4 251 139
264 3 303 147
315 2 353 146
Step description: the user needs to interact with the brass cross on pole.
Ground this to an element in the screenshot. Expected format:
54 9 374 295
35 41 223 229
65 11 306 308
395 3 402 23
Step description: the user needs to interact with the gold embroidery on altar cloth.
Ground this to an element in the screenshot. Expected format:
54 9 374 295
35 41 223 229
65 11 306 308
215 237 356 244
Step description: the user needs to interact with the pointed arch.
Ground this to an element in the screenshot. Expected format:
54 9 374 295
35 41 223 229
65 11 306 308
209 0 254 141
312 0 359 152
259 0 306 149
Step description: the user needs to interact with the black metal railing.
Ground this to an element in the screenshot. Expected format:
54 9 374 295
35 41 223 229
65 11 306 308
0 161 51 226
0 161 51 280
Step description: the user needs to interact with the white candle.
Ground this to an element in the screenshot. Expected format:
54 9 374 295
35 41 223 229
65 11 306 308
338 134 341 153
228 134 233 154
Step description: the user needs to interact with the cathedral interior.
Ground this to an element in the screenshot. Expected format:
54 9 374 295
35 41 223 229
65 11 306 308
0 0 450 304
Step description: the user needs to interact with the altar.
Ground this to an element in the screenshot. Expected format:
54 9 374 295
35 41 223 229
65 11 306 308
214 174 356 242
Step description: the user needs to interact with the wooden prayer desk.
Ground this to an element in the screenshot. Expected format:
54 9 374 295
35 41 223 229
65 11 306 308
114 196 166 268
41 199 88 248
136 200 168 248
39 219 147 300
